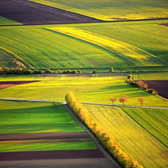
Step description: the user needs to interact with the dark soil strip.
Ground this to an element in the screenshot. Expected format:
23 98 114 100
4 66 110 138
0 132 91 141
143 80 168 99
0 0 103 25
0 81 38 90
0 149 104 161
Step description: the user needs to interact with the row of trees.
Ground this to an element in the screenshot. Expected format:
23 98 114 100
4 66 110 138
110 95 146 106
127 74 158 95
65 92 144 168
0 67 83 75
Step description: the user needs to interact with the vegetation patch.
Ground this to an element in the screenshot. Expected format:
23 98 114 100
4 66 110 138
0 16 21 26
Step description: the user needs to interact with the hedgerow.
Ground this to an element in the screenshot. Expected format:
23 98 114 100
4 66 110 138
65 92 144 168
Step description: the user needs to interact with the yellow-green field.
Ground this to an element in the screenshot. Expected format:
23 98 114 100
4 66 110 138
84 104 168 168
0 75 167 108
30 0 168 21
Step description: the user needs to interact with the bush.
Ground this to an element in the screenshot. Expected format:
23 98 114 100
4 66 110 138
72 70 78 74
148 88 154 94
92 70 97 73
78 69 82 73
44 68 52 74
33 70 42 74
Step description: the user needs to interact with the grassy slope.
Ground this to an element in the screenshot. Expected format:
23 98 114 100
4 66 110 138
0 16 21 25
120 106 168 147
0 101 84 134
0 21 167 69
84 104 167 168
0 75 167 107
30 0 168 21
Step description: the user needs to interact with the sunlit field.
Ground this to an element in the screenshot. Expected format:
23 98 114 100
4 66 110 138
84 104 168 168
0 20 167 70
0 75 167 107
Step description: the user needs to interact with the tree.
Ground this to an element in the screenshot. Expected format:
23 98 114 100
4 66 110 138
109 67 114 73
127 74 133 82
119 96 127 106
137 81 144 88
78 69 82 73
109 97 117 105
44 68 52 74
92 70 97 74
138 97 146 106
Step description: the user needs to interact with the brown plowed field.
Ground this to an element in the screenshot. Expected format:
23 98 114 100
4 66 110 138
0 0 103 25
0 132 90 141
0 81 38 90
143 80 168 99
0 149 104 161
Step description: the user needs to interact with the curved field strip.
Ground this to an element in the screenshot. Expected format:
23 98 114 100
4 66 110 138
0 46 32 69
84 104 168 168
48 27 166 67
30 0 168 21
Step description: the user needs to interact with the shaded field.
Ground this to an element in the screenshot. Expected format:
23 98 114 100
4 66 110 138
84 104 168 168
0 132 90 141
143 80 168 99
0 16 21 26
0 149 104 161
30 0 168 21
0 0 102 25
0 158 115 168
0 81 38 90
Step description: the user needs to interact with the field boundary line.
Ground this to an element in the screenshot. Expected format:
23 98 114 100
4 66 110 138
63 104 121 168
0 98 167 109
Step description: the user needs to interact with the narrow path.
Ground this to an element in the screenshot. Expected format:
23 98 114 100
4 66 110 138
0 98 167 109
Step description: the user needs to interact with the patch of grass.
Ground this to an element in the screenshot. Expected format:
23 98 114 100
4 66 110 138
0 76 167 107
0 101 84 134
0 141 97 152
84 104 168 168
30 0 168 21
0 16 21 25
120 106 168 148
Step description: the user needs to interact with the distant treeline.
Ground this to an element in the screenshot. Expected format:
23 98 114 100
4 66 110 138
0 67 167 75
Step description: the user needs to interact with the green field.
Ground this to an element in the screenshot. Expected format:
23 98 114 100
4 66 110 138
0 100 100 152
84 104 168 168
0 21 167 70
0 75 167 107
0 141 97 152
0 101 84 134
30 0 168 21
0 16 21 26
